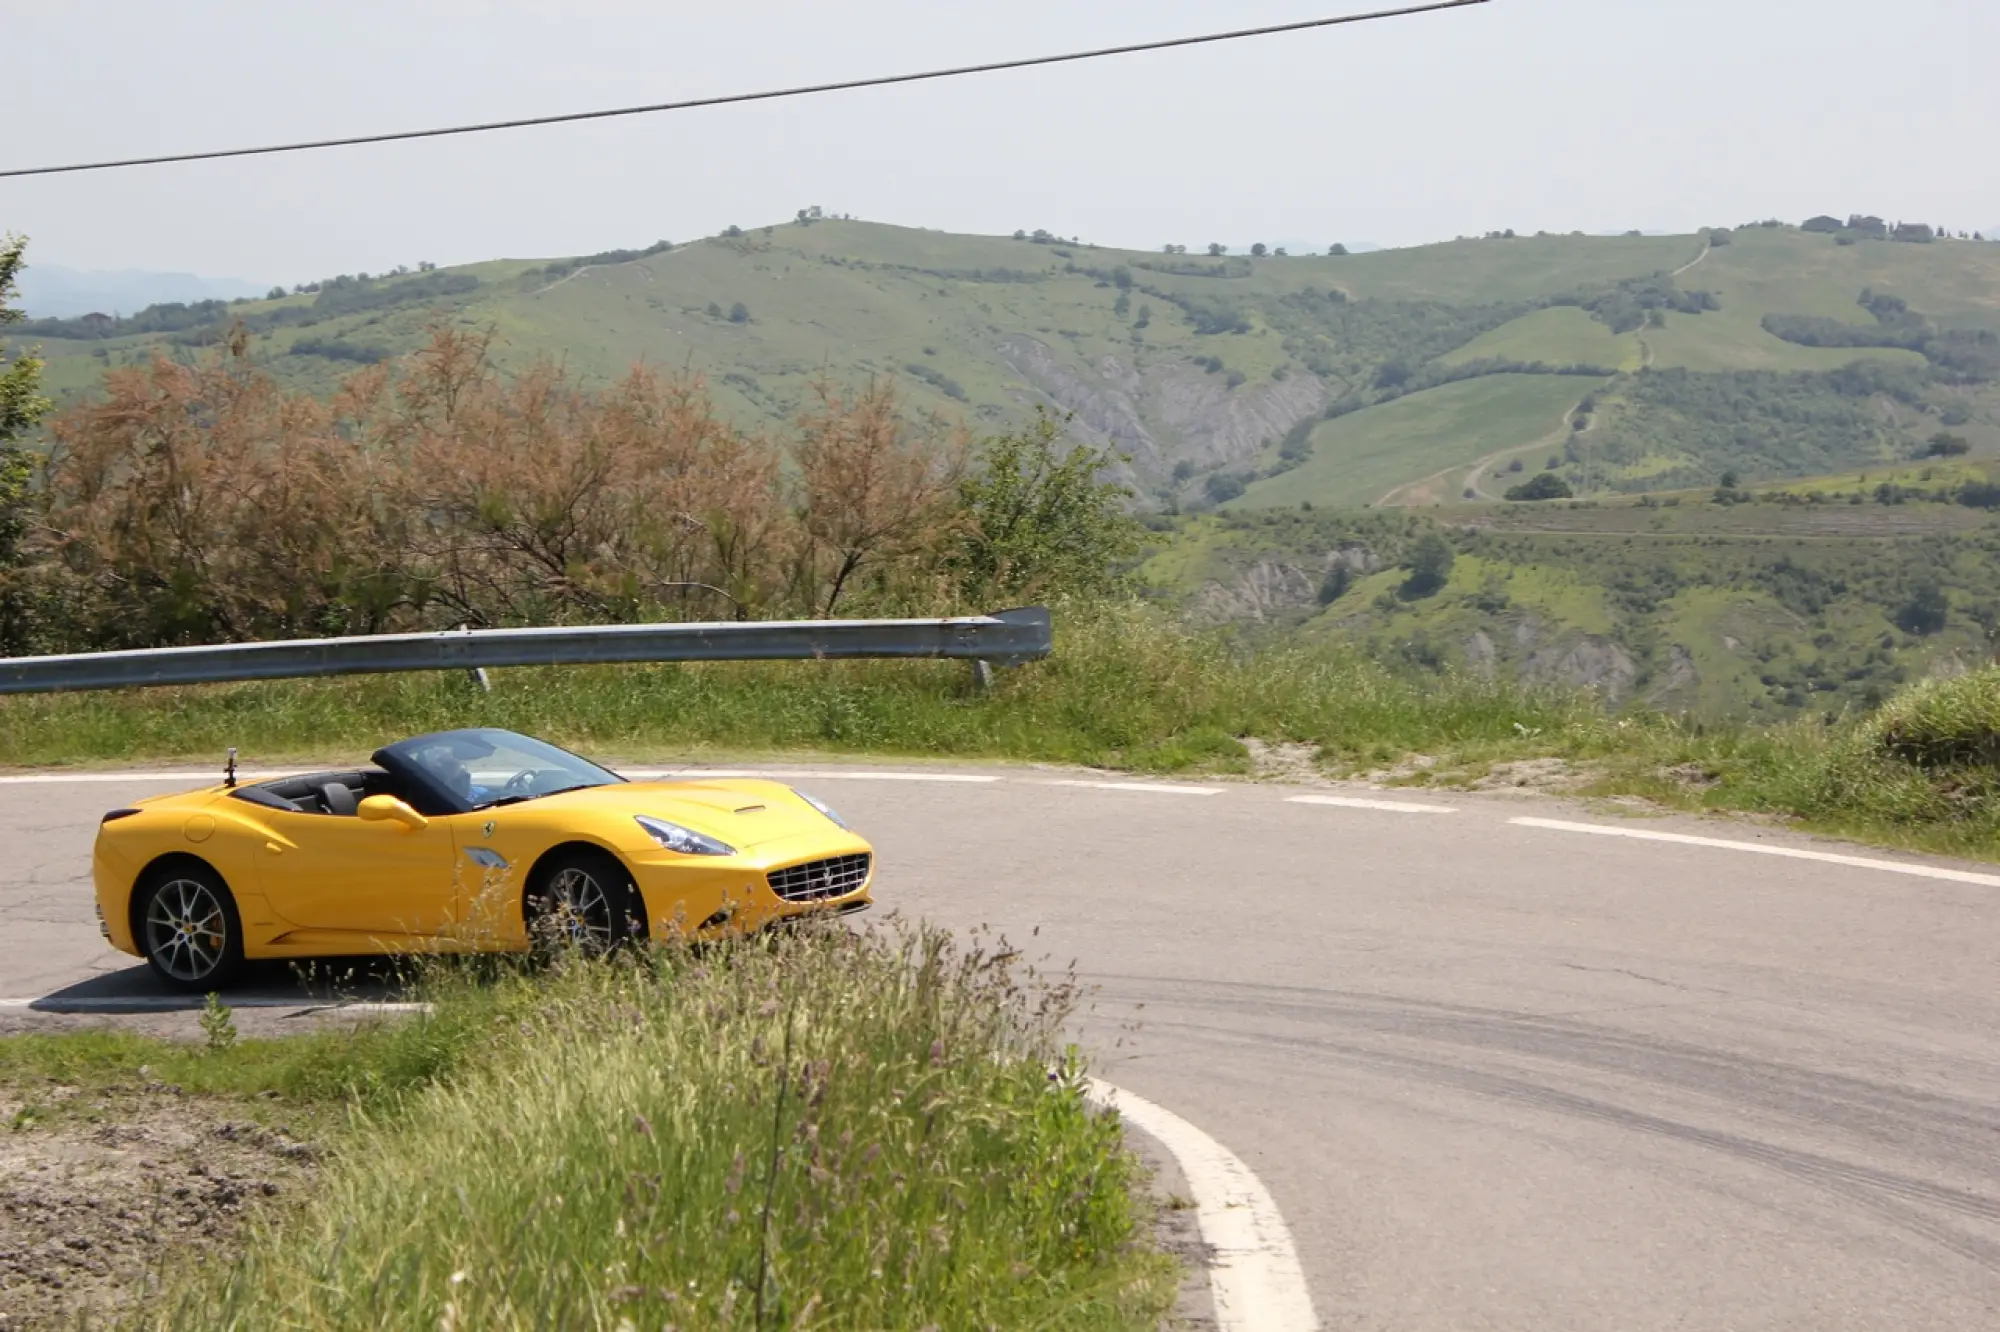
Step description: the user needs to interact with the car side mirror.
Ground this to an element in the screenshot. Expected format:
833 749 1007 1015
358 795 429 831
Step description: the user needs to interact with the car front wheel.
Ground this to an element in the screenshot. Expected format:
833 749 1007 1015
526 849 646 957
137 863 246 992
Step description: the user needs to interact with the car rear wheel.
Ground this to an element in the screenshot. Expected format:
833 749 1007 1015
137 863 246 992
526 849 646 957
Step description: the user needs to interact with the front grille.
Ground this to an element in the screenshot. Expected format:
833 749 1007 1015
768 853 871 903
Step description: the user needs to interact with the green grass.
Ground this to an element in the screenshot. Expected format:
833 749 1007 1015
0 602 1650 775
1641 305 1929 373
1230 375 1594 510
1439 306 1641 370
8 600 1999 862
130 926 1175 1330
0 1000 489 1116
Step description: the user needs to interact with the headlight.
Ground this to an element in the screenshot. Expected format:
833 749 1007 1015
793 789 848 829
635 815 734 856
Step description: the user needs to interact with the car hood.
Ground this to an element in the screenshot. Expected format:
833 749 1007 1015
518 779 837 849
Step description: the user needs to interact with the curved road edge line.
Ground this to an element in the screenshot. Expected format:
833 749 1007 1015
1511 817 2000 888
1086 1078 1319 1332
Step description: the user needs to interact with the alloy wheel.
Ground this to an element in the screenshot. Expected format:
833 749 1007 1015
544 866 614 952
143 877 231 984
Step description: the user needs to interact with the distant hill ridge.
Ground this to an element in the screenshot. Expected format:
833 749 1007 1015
14 264 268 319
16 217 2000 510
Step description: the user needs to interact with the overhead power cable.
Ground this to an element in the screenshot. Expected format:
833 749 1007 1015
1 0 1489 179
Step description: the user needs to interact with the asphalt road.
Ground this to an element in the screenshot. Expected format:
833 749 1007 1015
4 765 1997 1329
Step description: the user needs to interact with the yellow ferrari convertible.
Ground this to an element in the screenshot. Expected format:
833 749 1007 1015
91 728 873 991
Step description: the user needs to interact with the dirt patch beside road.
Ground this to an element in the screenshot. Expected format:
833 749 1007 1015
0 1085 318 1328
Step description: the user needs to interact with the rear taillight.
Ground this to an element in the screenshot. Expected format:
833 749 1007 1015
100 808 141 825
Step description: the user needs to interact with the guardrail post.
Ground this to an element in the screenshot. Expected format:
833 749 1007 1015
458 625 493 692
970 659 995 691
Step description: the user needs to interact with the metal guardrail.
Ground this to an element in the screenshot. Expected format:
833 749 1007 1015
0 608 1053 696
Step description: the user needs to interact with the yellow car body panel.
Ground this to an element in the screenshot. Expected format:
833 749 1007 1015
93 749 872 976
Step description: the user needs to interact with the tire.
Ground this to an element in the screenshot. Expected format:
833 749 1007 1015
525 849 646 957
136 862 246 993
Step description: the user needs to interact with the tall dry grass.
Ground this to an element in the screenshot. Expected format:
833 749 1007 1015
132 924 1174 1331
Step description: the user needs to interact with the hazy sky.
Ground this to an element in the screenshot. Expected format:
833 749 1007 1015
5 0 1994 284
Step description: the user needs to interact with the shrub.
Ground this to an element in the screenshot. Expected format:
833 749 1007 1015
1505 473 1574 502
27 328 976 647
1865 667 2000 769
1203 472 1248 504
1400 532 1455 598
947 410 1141 603
1895 578 1950 636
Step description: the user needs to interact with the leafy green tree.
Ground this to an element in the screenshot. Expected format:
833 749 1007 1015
1328 243 1349 256
947 411 1142 602
1207 243 1227 257
1250 243 1268 258
1505 472 1574 501
729 302 750 324
1 235 52 650
1400 532 1455 598
1896 577 1949 636
1926 432 1971 457
1202 472 1247 504
1113 291 1131 319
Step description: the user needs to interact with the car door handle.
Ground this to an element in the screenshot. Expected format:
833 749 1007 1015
265 841 284 855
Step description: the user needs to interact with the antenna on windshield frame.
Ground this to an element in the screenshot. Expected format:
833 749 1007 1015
224 747 238 789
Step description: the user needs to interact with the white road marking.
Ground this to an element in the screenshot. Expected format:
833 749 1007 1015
1087 1079 1318 1332
1047 780 1223 796
1287 794 1458 815
0 996 430 1013
1512 817 2000 888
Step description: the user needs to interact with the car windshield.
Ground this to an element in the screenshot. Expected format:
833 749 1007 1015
376 729 624 812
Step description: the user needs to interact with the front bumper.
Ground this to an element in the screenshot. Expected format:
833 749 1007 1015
626 830 875 938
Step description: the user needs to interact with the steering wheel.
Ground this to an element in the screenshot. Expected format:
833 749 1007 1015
503 770 541 796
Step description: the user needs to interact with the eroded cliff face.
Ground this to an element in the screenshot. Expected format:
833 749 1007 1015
997 337 1329 480
1188 546 1384 624
1185 558 1689 709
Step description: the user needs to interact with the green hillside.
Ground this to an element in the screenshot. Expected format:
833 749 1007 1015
16 218 2000 509
1145 462 2000 721
1229 374 1593 509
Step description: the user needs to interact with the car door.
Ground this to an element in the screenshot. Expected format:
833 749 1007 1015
253 807 459 939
